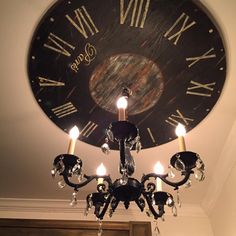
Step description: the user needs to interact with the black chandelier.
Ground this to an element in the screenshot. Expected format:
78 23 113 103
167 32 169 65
51 88 205 223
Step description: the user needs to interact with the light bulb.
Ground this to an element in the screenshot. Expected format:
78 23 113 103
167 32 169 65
154 161 164 174
175 123 186 137
69 126 80 139
96 163 107 176
116 96 128 109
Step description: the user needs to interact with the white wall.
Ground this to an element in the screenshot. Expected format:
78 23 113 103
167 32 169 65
209 162 236 236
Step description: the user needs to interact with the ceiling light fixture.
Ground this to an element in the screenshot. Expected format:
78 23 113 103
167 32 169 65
51 88 205 223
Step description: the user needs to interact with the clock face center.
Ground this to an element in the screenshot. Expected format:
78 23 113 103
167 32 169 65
89 53 164 115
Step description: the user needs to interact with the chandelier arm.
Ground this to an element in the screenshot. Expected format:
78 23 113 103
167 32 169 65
62 174 112 189
142 192 162 219
141 171 192 188
96 194 112 220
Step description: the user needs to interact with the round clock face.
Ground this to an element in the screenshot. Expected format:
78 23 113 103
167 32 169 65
28 0 226 149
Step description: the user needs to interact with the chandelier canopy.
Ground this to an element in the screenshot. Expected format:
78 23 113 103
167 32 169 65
51 88 205 222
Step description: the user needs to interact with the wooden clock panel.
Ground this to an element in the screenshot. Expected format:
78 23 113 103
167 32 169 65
28 0 226 149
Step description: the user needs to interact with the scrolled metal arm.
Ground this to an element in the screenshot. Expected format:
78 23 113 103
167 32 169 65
141 171 192 189
62 173 112 189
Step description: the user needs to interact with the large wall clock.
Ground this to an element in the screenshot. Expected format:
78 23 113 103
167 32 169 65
28 0 226 149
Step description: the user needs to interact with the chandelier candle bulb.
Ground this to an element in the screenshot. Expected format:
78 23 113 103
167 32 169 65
175 123 186 152
67 126 80 154
96 163 107 185
116 96 128 121
154 161 165 191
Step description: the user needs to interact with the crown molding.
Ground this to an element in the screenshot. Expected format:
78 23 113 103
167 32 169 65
0 198 207 220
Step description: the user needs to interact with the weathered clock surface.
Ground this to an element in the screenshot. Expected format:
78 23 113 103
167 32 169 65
28 0 226 149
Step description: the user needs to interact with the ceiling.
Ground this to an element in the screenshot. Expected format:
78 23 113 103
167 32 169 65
0 0 236 213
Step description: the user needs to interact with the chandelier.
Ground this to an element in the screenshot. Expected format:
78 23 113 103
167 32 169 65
51 88 205 225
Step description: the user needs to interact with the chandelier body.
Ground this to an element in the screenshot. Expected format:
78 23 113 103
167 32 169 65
52 114 204 220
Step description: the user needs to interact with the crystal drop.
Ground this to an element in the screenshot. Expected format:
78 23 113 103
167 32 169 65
101 143 110 155
106 129 114 142
51 168 56 177
120 175 128 185
184 179 191 188
145 209 152 217
154 221 161 236
177 190 182 208
166 197 174 207
194 170 205 182
196 159 205 171
78 174 83 182
135 141 142 153
109 209 113 218
97 220 103 236
70 199 77 207
172 205 177 217
84 209 89 216
175 158 185 171
168 169 175 178
58 180 66 189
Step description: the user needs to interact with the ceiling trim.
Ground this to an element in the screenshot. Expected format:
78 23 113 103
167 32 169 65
0 198 207 220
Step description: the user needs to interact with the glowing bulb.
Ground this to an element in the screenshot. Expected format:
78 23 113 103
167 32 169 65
175 123 186 137
175 123 186 152
116 96 128 109
96 163 107 176
69 126 80 139
154 161 164 174
67 126 80 155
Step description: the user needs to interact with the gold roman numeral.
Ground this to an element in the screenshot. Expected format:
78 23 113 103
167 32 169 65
44 33 75 57
38 77 65 87
66 6 99 39
120 0 150 28
186 48 216 68
81 121 98 137
186 80 216 97
164 13 196 45
165 109 194 127
52 102 78 118
147 128 156 144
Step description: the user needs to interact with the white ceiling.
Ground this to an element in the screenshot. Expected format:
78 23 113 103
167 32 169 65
0 0 236 213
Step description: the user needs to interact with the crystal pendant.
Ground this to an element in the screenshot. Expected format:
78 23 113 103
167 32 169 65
84 208 89 216
172 205 178 217
161 215 165 222
101 142 110 155
194 170 205 181
135 140 142 153
120 174 128 185
166 197 174 207
106 129 114 142
176 190 182 208
51 168 57 177
175 157 185 171
196 158 205 171
109 208 113 218
145 209 152 217
154 220 161 236
184 179 191 188
97 220 103 236
168 166 175 179
70 191 78 207
77 174 83 182
58 179 66 189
